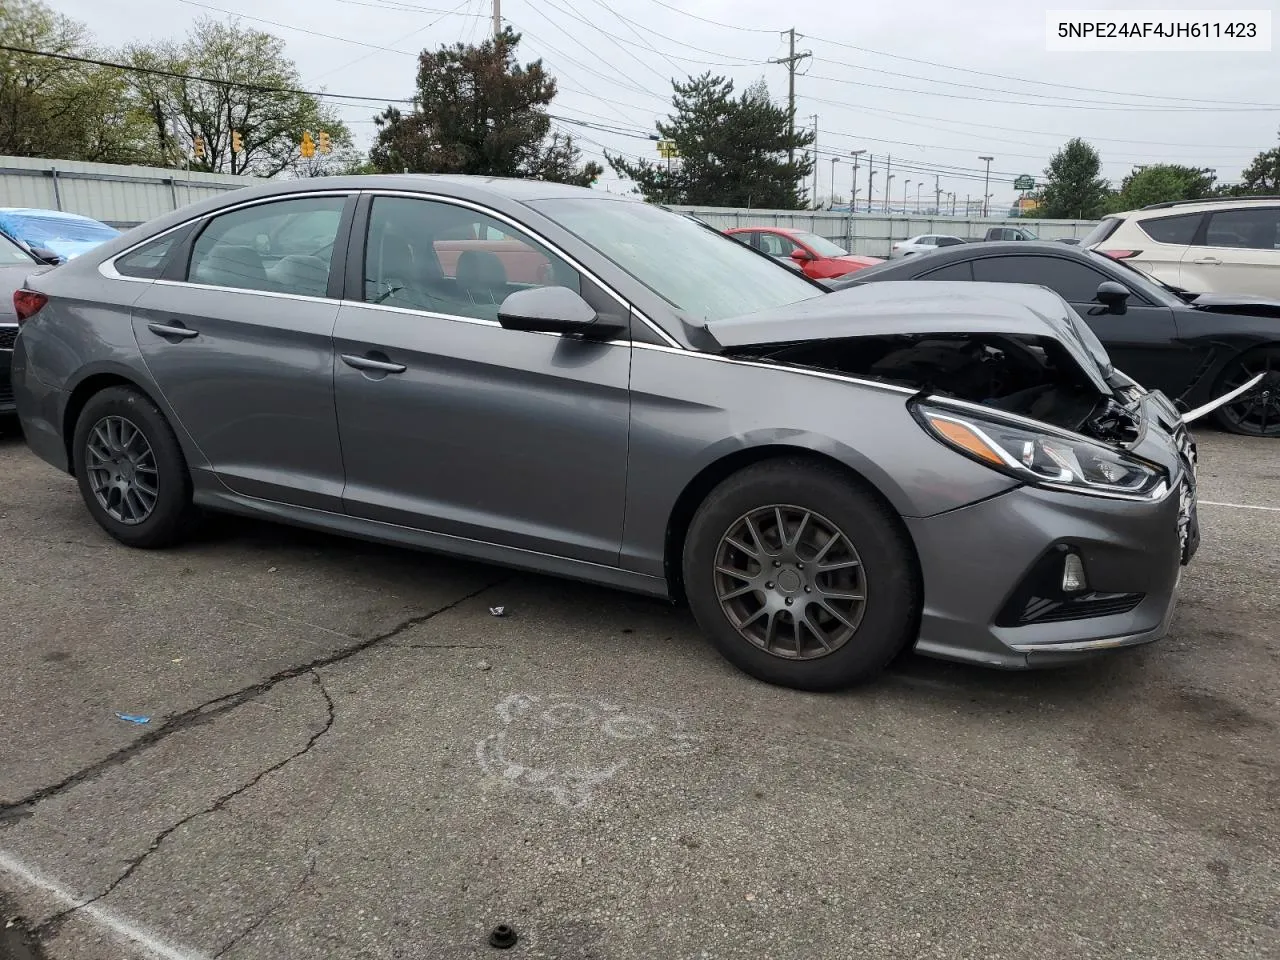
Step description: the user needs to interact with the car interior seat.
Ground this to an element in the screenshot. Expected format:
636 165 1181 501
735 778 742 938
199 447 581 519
455 250 509 307
266 254 331 298
193 243 269 290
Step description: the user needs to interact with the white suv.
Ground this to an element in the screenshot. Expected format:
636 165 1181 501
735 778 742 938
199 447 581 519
1083 197 1280 297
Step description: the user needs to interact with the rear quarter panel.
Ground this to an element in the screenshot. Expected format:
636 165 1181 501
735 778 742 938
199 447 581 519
620 346 1020 577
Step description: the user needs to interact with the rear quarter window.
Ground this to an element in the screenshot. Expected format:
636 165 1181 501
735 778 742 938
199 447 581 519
920 260 974 281
1137 212 1203 245
1080 217 1123 247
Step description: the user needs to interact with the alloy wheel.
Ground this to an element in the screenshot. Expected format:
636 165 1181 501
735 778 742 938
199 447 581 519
1220 353 1280 437
85 415 160 524
713 505 867 660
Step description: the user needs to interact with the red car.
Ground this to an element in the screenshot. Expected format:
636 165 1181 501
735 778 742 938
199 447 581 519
726 227 883 280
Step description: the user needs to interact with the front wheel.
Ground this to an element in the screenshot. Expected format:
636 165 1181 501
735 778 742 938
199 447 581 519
1212 348 1280 437
72 386 200 548
682 459 921 691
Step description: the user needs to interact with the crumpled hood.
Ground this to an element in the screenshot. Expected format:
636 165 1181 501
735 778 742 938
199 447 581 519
702 280 1116 394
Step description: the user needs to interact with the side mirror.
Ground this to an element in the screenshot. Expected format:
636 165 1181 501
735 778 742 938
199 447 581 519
1095 280 1130 313
29 245 63 264
790 248 812 262
497 286 625 339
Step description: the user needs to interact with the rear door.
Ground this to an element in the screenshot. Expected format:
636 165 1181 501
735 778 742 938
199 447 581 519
331 193 632 565
969 253 1199 394
128 192 353 509
1180 206 1280 297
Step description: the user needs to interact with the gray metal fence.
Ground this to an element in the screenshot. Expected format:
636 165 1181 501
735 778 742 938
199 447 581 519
0 156 251 229
671 206 1101 258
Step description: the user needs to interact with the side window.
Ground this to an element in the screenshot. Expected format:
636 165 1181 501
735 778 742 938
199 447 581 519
188 196 346 297
1204 208 1280 251
758 233 796 257
935 236 964 247
1139 212 1203 245
363 196 581 322
971 255 1108 302
921 260 974 281
115 233 181 279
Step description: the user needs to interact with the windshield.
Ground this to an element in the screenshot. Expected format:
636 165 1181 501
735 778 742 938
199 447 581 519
530 198 822 322
793 232 848 257
0 230 35 265
0 212 119 246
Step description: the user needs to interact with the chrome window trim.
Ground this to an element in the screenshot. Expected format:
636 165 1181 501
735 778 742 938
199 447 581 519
360 189 683 349
630 341 919 397
151 278 339 307
99 189 355 284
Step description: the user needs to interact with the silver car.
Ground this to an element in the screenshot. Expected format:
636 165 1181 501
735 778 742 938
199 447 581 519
11 176 1200 690
890 234 967 258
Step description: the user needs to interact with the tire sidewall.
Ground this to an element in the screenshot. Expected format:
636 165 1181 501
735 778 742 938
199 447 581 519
682 461 919 691
72 387 194 547
1212 347 1280 437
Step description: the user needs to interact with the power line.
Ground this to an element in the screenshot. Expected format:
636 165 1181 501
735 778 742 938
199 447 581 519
313 0 473 81
532 0 675 85
630 0 778 33
514 2 666 99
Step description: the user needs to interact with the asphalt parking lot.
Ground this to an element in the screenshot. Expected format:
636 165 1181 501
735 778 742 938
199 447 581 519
0 417 1277 960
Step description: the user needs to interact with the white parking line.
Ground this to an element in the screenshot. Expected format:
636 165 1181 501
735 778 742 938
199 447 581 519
1199 500 1280 513
0 849 209 960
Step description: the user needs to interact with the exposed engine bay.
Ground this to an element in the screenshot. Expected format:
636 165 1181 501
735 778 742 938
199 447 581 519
728 333 1142 445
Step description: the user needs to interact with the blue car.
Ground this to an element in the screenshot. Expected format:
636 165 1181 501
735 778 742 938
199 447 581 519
0 208 120 263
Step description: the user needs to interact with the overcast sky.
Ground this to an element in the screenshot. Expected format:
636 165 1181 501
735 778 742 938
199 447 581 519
55 0 1280 211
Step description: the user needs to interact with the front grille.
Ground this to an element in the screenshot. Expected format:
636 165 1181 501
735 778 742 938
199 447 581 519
0 326 16 350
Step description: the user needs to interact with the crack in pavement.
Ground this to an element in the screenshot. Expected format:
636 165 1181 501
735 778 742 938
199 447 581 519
0 575 510 827
210 839 320 958
31 670 337 942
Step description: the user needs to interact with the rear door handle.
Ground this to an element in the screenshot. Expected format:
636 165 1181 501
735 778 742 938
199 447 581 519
1192 257 1222 265
341 353 406 374
147 322 199 339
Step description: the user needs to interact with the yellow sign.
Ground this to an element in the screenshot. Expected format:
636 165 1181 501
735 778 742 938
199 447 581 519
656 139 679 159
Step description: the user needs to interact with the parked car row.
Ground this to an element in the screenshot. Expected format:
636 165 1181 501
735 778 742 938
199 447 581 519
7 174 1231 694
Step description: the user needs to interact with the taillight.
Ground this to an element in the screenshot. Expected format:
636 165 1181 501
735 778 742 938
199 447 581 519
1101 249 1143 260
13 289 47 323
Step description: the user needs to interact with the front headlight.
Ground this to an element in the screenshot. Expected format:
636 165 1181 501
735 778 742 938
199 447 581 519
914 402 1167 500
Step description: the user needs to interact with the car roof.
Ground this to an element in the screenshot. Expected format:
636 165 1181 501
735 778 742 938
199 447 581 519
1114 196 1280 219
729 226 802 235
0 207 113 224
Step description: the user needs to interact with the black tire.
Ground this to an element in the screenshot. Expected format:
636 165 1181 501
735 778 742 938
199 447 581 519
72 386 199 548
682 458 920 691
1212 347 1280 438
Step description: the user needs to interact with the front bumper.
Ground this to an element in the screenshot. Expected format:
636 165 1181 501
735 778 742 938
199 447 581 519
0 323 16 413
906 396 1196 670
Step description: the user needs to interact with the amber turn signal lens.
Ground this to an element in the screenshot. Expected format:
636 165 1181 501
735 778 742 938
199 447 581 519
926 416 1005 467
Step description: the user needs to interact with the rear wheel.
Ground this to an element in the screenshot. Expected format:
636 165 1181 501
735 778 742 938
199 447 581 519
72 386 199 547
682 459 920 691
1213 347 1280 438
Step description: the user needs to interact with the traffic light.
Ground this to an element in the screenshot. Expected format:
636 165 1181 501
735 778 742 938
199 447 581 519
231 130 243 154
193 135 205 159
301 131 315 158
317 130 331 155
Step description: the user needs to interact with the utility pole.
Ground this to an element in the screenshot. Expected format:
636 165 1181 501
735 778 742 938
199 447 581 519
810 114 819 207
866 155 876 214
850 149 865 212
493 0 501 39
934 175 941 215
769 28 811 166
884 155 892 213
979 155 994 218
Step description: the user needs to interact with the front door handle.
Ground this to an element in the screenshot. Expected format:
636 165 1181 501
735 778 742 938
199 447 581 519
147 321 199 339
1192 257 1222 265
341 353 406 374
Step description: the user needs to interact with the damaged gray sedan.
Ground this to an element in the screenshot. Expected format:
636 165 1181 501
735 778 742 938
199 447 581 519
10 176 1204 690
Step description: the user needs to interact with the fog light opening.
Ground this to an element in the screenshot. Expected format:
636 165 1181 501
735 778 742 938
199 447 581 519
1062 552 1088 594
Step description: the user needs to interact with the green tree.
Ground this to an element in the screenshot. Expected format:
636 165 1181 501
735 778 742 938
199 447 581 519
607 74 814 209
1036 138 1110 219
1109 163 1216 211
0 0 153 162
369 29 601 186
1234 143 1280 194
125 18 351 176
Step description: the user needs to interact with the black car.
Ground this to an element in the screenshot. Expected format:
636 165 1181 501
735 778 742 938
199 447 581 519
832 241 1280 437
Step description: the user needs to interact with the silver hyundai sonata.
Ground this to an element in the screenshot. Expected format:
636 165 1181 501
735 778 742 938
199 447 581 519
10 175 1203 690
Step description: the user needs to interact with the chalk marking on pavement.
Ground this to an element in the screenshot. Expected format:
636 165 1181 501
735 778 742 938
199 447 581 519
0 849 209 960
1198 500 1280 512
476 694 699 808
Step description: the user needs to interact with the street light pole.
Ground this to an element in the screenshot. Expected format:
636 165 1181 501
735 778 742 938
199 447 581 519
885 173 895 214
829 156 840 206
979 155 994 218
866 154 876 214
916 182 922 213
903 179 911 212
849 149 865 213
